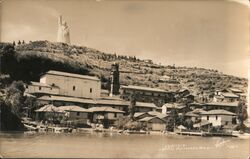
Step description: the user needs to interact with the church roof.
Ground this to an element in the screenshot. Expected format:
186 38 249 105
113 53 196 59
42 70 100 81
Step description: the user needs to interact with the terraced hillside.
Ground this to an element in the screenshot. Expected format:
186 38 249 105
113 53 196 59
0 40 247 96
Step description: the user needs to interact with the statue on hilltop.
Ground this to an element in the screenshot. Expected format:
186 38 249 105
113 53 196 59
57 15 70 44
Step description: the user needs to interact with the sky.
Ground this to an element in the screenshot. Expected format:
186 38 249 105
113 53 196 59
0 0 249 78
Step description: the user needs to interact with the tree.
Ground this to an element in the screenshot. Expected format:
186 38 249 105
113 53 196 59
5 81 25 117
166 108 179 132
184 118 193 130
128 93 136 121
18 40 21 45
236 101 248 131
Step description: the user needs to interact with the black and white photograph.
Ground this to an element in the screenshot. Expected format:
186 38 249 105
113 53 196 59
0 0 249 158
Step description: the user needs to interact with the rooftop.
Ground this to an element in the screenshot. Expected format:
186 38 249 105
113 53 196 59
185 111 199 117
139 116 165 122
42 70 100 81
59 106 90 112
134 112 151 118
88 107 125 113
162 103 186 109
205 102 239 107
228 88 244 93
29 81 52 88
221 92 239 98
38 95 96 104
147 111 168 119
135 102 157 108
121 85 167 93
35 104 64 113
200 109 236 116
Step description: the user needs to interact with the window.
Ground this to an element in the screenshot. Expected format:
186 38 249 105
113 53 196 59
114 113 117 118
225 121 228 125
76 112 80 116
26 85 28 89
50 87 53 90
39 86 42 90
207 116 209 120
73 86 76 91
90 88 92 93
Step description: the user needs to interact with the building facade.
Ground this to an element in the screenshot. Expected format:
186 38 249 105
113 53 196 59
120 85 174 106
40 70 101 99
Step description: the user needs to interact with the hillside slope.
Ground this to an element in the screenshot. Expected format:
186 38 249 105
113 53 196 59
0 41 247 95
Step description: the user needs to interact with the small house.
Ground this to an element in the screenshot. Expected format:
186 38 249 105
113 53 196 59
200 109 237 127
88 106 125 128
59 106 90 122
139 116 166 131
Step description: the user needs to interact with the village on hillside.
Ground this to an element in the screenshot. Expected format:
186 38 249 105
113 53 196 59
0 15 249 137
1 55 248 136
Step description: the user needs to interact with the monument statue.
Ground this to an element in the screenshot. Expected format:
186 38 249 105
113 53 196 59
57 15 70 44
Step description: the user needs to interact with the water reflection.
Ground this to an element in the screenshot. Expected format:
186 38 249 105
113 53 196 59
0 132 249 158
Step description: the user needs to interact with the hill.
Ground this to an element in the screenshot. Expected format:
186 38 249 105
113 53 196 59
0 40 247 95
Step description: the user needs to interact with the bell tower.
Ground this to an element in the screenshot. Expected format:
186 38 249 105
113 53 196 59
109 62 120 96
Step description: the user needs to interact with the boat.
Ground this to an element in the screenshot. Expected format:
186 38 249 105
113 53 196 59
23 123 38 131
124 130 148 134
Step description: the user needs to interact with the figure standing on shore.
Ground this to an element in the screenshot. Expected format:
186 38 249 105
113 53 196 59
57 15 70 44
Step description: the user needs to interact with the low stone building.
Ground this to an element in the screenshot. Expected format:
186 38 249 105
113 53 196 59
139 116 166 131
200 109 237 127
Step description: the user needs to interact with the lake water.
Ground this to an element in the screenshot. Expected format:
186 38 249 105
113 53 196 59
0 132 249 158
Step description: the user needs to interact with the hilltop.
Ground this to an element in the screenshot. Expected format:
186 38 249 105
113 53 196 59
0 40 247 96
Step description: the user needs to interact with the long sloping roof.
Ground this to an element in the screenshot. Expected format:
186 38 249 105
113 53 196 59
139 116 166 122
59 106 90 112
30 81 52 88
147 111 168 119
162 103 186 109
35 104 63 113
42 70 100 81
204 102 239 107
200 109 236 116
134 112 151 118
38 95 96 104
88 107 125 113
221 92 239 98
121 85 167 93
185 111 199 117
95 99 129 106
135 102 157 108
38 95 157 108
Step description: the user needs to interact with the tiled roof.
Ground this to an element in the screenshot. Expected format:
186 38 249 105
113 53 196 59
147 111 168 119
29 81 52 88
205 102 238 107
221 92 239 98
200 109 236 116
43 70 100 81
38 95 157 108
135 102 157 108
59 106 90 112
228 88 243 93
162 103 186 109
35 104 63 113
38 95 96 104
121 85 167 93
95 99 129 106
139 116 165 122
185 111 199 117
88 107 125 113
134 112 150 118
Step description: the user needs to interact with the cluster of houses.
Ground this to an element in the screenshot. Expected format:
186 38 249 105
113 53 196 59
24 66 247 131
